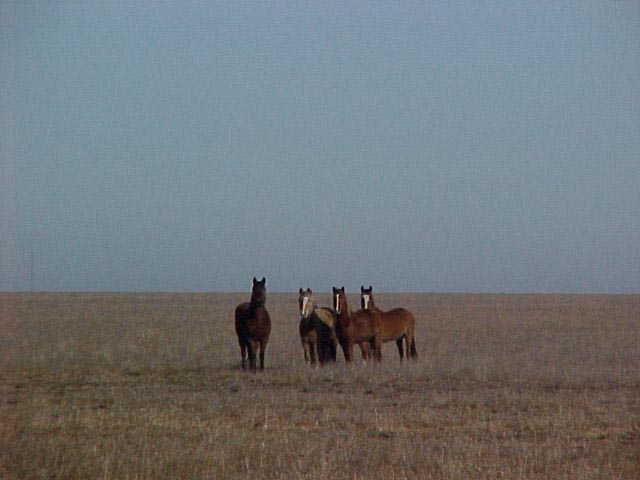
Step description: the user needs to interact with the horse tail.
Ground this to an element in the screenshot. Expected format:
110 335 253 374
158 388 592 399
407 317 418 359
406 335 418 358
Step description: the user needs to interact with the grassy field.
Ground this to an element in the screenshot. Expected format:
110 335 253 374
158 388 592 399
1 291 639 479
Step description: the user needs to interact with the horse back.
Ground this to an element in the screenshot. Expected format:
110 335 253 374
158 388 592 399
378 307 415 339
314 307 337 329
347 309 380 342
314 307 337 342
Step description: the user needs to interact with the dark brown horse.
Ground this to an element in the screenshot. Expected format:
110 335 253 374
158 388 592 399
298 288 337 366
235 277 271 371
360 286 418 361
332 286 381 363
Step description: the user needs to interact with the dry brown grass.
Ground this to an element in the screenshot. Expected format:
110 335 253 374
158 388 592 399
1 291 639 479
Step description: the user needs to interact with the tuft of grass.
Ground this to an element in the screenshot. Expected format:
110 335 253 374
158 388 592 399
1 292 639 479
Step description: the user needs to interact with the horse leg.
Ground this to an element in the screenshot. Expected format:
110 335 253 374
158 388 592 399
239 341 247 370
407 326 418 359
330 338 338 363
368 339 377 364
396 336 405 362
338 340 350 362
302 340 310 364
309 341 317 366
410 336 418 359
247 340 258 372
342 342 354 363
373 335 382 363
358 342 369 363
317 340 326 366
259 341 266 371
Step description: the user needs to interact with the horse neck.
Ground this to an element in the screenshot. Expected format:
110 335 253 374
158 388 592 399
368 297 380 311
302 305 315 319
337 300 351 323
300 311 313 324
250 298 264 310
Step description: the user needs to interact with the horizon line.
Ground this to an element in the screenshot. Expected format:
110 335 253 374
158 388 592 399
1 290 638 296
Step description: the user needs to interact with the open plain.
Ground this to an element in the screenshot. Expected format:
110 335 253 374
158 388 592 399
1 291 639 479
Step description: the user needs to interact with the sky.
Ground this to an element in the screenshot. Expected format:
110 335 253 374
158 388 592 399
1 2 639 293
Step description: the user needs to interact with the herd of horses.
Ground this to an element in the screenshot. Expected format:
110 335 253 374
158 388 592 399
234 277 418 372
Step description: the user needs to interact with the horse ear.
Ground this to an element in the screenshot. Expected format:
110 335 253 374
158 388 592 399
361 285 364 292
332 286 337 293
253 277 258 285
369 286 372 291
261 277 266 285
341 286 345 291
299 288 304 294
307 288 312 294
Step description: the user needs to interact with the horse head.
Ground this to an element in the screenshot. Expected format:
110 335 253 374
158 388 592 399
332 286 347 315
251 277 267 306
360 285 374 310
298 288 313 318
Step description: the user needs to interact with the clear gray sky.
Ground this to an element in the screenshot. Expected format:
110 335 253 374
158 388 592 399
2 2 639 293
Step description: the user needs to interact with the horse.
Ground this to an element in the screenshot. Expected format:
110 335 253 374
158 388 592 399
234 277 271 371
332 286 382 363
360 286 418 361
298 288 337 366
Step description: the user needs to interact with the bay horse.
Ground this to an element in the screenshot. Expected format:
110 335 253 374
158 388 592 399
298 288 337 366
235 277 271 371
360 286 418 361
332 286 381 363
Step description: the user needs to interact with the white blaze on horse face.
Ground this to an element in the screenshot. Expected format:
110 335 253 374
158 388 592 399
334 294 340 314
301 296 311 317
362 294 370 309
